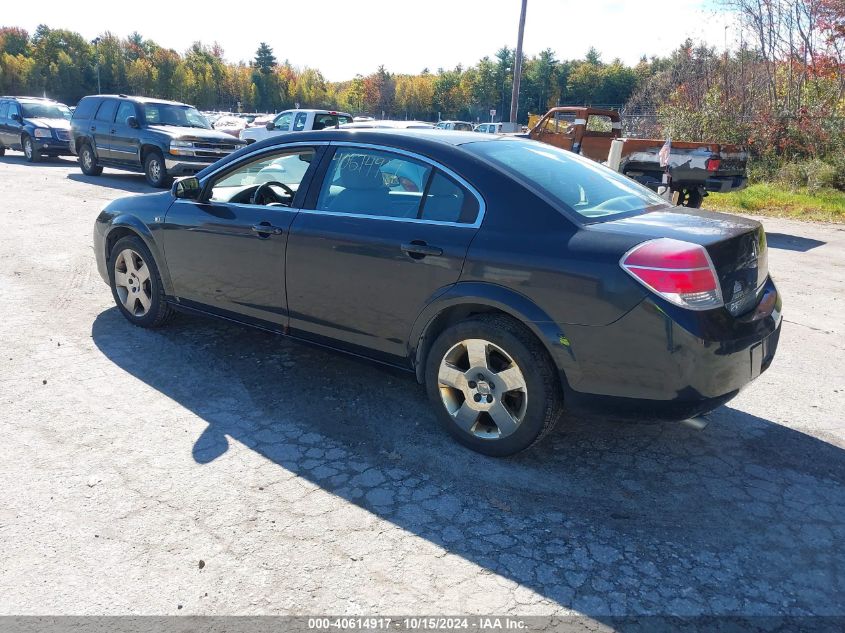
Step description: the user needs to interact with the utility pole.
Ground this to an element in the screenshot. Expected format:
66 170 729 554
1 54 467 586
508 0 528 128
91 37 102 94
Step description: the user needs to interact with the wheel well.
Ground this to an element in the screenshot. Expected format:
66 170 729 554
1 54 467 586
140 144 162 163
414 304 510 382
105 227 140 262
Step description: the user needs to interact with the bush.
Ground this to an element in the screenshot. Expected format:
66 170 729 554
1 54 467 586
775 159 845 192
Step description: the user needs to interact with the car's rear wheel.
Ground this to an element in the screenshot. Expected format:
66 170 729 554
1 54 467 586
108 235 175 328
79 144 103 176
425 315 563 456
144 150 172 188
23 135 40 163
0 146 5 157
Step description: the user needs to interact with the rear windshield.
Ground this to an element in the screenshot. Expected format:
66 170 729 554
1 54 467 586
313 113 353 130
21 102 71 120
463 139 668 220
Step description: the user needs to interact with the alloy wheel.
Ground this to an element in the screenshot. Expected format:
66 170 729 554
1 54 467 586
148 158 162 183
24 137 32 159
113 249 152 317
437 338 528 440
81 148 93 170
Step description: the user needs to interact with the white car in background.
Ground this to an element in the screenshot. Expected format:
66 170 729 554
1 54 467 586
240 109 353 143
474 122 504 134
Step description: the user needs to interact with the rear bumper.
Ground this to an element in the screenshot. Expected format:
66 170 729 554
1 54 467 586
558 277 781 416
705 175 747 193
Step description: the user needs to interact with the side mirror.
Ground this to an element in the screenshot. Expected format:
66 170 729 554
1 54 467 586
265 121 275 131
126 116 140 129
11 113 22 123
172 176 201 200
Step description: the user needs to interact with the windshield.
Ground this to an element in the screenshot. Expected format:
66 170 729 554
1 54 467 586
143 103 211 129
463 139 669 220
21 103 71 120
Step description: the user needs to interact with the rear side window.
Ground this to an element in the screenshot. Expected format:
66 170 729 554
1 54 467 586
316 147 432 219
72 97 99 120
420 171 479 224
95 100 118 123
293 112 307 131
0 102 8 121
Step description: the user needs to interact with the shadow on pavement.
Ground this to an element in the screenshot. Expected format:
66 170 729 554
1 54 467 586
67 172 154 194
92 308 845 619
765 232 826 252
0 154 77 168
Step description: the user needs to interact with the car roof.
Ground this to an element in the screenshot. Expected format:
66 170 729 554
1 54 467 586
89 94 191 107
250 128 508 151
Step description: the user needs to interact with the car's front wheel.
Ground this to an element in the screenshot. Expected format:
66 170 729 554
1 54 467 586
79 144 103 176
425 315 563 456
22 135 40 163
108 235 174 328
144 150 172 188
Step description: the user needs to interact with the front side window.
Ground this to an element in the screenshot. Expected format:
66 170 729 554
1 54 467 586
8 102 21 119
209 147 317 206
464 139 668 220
316 148 433 219
115 102 136 125
273 112 292 131
0 102 8 121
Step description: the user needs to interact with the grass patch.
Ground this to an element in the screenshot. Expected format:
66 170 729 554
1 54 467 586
703 183 845 223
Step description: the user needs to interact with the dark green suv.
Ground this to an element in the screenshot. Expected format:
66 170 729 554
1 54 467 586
70 95 246 187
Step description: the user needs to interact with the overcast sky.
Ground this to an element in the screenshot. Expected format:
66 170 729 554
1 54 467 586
5 0 734 81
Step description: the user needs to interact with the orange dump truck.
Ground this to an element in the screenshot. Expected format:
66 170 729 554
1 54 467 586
527 107 748 208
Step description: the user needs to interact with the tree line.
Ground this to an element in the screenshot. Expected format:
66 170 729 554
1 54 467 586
1 0 843 173
0 25 641 122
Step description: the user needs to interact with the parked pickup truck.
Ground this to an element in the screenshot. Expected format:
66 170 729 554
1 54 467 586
240 109 353 144
528 107 748 207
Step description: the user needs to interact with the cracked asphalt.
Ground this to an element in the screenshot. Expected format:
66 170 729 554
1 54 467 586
0 155 844 620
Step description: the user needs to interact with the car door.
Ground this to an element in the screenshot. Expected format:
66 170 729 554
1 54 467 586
285 144 483 362
0 101 9 146
109 101 141 167
162 143 325 327
7 102 23 148
91 99 118 160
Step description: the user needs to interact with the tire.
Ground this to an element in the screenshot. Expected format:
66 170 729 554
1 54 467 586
108 235 175 328
0 146 6 157
79 143 103 176
678 188 704 208
144 150 172 188
424 314 564 456
22 135 40 163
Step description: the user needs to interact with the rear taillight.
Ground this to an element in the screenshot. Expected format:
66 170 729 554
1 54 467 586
706 157 721 171
621 238 724 310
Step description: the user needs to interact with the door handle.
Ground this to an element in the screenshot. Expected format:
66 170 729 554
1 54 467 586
90 126 96 132
401 241 443 259
251 223 285 236
110 129 116 134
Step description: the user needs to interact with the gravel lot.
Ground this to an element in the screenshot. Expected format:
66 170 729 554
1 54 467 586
1 154 844 620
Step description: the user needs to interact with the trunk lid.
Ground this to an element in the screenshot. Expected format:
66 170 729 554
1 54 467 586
595 208 768 316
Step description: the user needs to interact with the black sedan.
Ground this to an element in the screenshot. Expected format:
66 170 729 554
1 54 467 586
93 130 782 456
